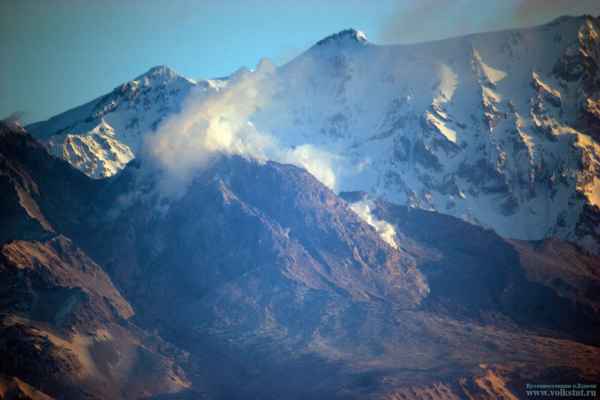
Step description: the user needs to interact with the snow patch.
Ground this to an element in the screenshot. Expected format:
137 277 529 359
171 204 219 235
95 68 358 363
426 111 457 143
473 49 507 85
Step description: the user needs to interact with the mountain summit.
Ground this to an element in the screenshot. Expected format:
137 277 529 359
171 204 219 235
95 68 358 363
314 28 369 46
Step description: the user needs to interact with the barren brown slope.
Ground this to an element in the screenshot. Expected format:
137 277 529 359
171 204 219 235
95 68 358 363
1 121 600 399
362 195 600 345
0 235 197 400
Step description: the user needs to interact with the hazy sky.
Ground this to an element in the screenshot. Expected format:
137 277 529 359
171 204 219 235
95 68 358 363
2 0 599 123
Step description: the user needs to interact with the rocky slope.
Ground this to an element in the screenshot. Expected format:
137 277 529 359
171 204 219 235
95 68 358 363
0 236 193 400
26 15 600 254
341 192 600 346
2 122 600 399
0 122 199 399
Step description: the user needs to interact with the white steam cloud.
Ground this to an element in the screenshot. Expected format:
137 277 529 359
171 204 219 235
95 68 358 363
280 144 338 189
349 200 398 249
145 58 340 196
145 60 275 194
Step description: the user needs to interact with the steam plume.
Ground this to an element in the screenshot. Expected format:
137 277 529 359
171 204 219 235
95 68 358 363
145 58 340 196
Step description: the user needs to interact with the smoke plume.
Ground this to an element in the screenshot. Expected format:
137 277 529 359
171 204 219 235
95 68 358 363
349 199 398 249
145 58 340 196
379 0 600 45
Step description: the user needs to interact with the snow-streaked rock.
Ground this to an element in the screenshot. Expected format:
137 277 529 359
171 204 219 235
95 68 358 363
28 65 200 178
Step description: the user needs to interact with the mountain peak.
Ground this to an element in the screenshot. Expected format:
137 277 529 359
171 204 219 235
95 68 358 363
315 28 368 47
134 65 181 82
122 64 196 91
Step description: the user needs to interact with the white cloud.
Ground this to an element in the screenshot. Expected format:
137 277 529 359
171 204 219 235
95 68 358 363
349 199 398 249
280 144 338 189
144 58 341 196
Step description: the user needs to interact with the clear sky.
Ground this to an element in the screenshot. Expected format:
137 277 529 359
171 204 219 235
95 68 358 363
2 0 600 124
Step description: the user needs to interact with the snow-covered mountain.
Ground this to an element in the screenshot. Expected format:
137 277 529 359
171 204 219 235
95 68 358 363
28 16 600 252
27 66 202 178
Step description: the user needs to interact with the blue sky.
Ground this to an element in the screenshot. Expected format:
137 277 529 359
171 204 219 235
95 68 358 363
2 0 600 123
